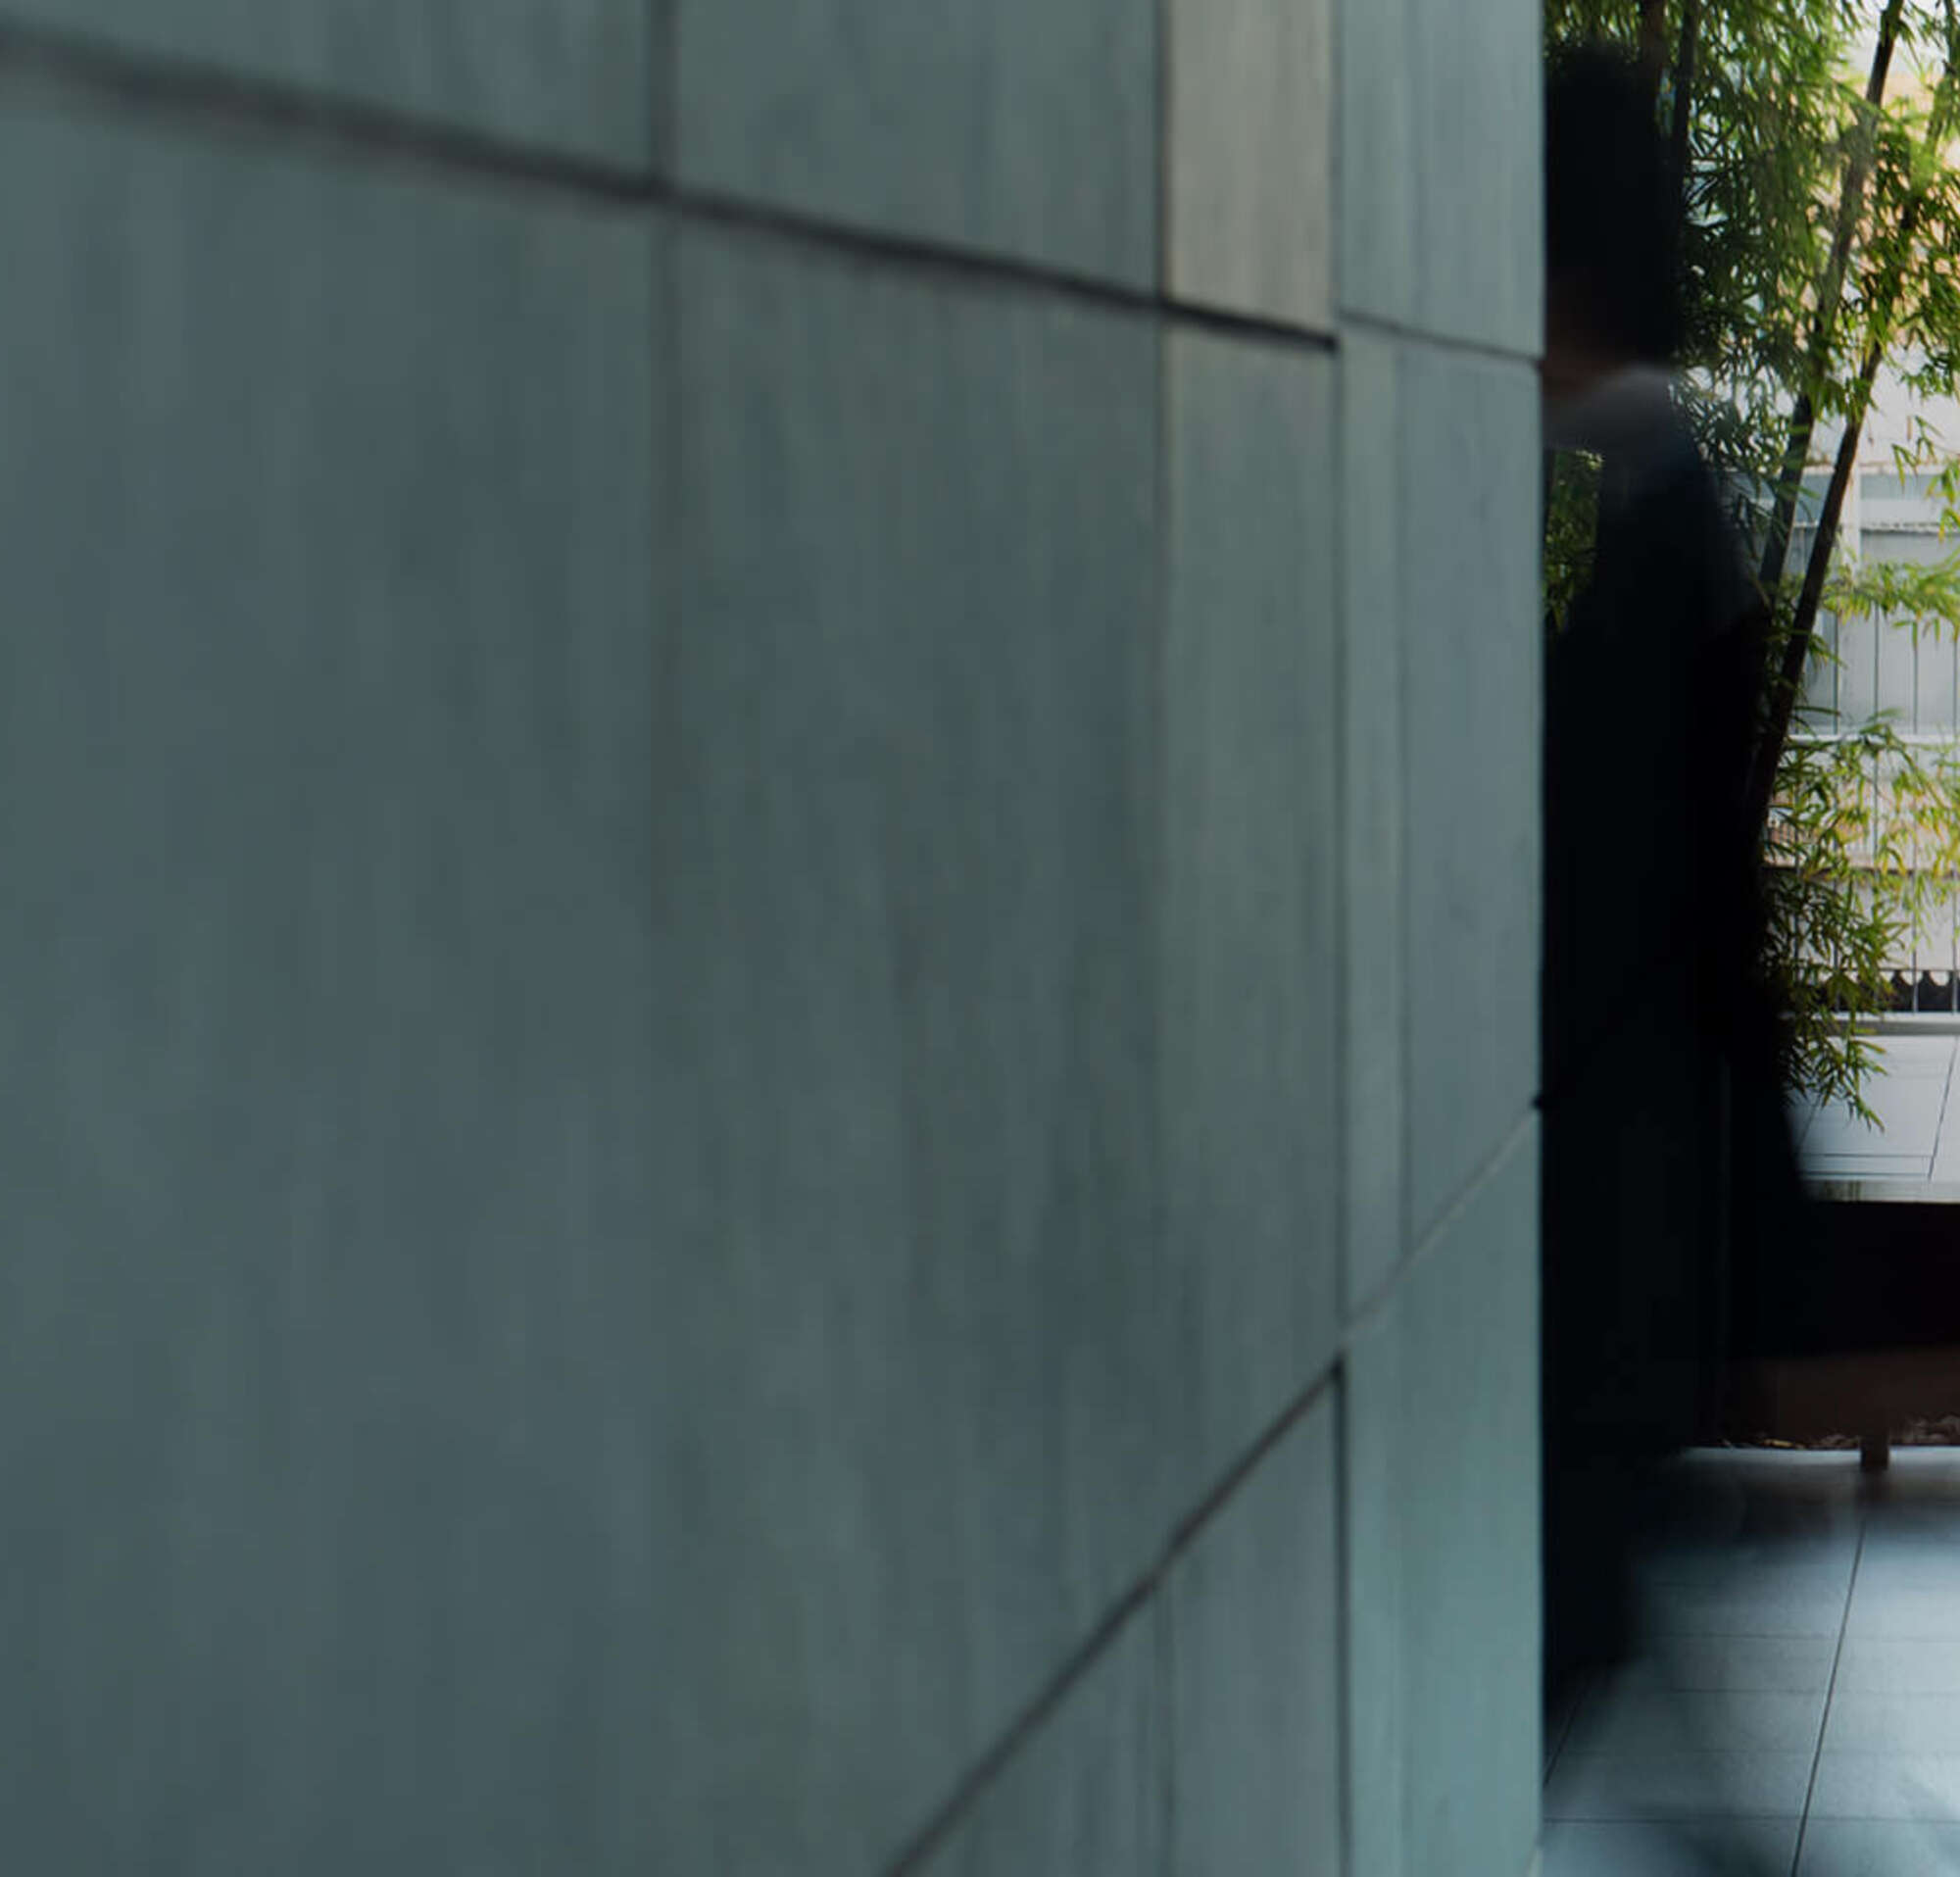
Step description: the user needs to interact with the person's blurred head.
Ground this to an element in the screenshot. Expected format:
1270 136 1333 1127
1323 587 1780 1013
1544 44 1685 407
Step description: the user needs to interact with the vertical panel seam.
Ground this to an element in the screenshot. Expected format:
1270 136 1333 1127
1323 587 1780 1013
1155 0 1172 299
656 0 677 180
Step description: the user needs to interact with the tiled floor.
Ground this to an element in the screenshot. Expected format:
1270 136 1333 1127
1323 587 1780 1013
1544 1450 1960 1874
1792 1031 1960 1186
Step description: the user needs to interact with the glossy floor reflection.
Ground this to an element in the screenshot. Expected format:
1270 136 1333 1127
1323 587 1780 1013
1544 1448 1960 1874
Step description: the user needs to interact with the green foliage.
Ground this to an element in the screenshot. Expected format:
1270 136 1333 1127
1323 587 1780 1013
1544 453 1602 633
1759 516 1960 1115
1544 0 1960 1111
1763 621 1960 1122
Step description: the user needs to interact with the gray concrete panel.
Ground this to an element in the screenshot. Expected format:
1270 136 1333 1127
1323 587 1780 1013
0 98 663 1874
918 1613 1162 1877
1168 1393 1341 1875
1166 0 1331 327
1348 1130 1542 1877
1400 344 1542 1239
4 0 657 166
661 225 1170 1872
1340 0 1542 355
676 0 1156 287
1341 333 1409 1312
1164 328 1340 1460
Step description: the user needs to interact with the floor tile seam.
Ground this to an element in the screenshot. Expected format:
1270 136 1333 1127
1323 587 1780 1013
1544 1677 1589 1786
1544 1810 1802 1819
1933 1038 1958 1178
1790 1519 1867 1872
1642 1689 1836 1697
1550 1750 1824 1761
1646 1631 1850 1641
1818 1689 1960 1701
1837 1631 1960 1643
1815 1745 1960 1754
1655 1589 1855 1601
1814 1745 1960 1760
1543 1805 1805 1822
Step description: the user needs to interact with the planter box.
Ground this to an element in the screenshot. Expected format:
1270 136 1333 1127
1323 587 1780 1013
1731 1186 1960 1457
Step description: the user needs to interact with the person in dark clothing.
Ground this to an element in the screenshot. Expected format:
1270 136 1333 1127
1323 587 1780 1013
1539 45 1813 1707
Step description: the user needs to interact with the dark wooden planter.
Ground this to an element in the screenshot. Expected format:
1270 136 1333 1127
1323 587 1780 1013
1729 1188 1960 1463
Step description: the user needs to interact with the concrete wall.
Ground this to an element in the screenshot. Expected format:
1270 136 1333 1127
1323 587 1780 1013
0 3 1542 1871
